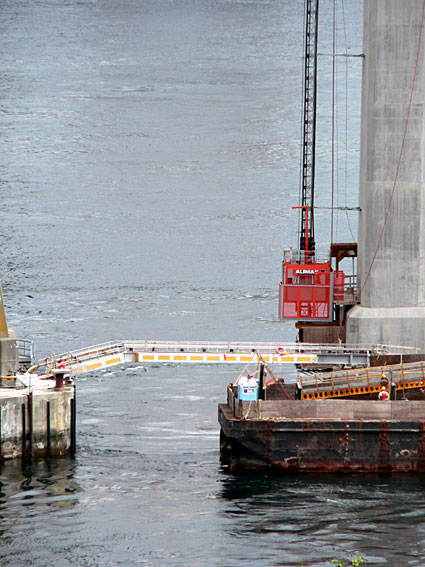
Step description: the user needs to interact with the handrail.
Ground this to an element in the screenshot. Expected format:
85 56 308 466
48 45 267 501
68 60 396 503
17 339 35 362
39 339 418 368
299 360 425 394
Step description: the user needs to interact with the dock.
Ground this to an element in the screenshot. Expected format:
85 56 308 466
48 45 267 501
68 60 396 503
0 374 75 461
0 281 76 462
0 338 75 461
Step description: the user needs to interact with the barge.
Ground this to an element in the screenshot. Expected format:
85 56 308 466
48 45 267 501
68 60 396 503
219 398 425 473
219 360 425 472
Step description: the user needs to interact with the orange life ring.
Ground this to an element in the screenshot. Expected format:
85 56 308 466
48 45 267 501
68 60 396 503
275 345 286 356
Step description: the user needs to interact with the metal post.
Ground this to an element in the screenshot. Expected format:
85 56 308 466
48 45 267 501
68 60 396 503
21 403 26 461
259 364 265 400
0 281 8 339
46 401 51 457
70 388 76 456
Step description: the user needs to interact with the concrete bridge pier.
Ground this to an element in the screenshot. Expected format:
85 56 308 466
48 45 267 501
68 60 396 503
346 0 425 351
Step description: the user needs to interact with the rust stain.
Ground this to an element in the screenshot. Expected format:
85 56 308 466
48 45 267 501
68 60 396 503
378 421 391 471
266 422 273 461
418 422 425 470
342 422 350 461
219 401 425 473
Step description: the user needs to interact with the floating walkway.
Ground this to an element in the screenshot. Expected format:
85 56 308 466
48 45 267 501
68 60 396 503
38 340 410 375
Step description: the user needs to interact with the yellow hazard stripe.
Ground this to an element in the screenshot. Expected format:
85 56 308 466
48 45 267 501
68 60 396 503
68 350 318 373
105 357 121 366
86 362 102 371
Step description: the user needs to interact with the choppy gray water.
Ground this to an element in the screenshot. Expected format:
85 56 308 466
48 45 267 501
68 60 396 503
2 1 423 566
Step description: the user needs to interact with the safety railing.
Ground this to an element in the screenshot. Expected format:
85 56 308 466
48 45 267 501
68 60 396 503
17 339 36 367
41 339 417 367
298 360 425 400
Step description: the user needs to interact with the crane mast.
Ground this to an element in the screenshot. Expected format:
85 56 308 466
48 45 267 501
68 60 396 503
279 0 341 324
300 0 319 259
278 0 359 333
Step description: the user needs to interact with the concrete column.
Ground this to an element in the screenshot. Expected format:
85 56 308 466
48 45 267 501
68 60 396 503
346 0 425 350
0 332 18 377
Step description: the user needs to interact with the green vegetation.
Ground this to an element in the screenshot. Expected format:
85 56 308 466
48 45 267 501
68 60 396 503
299 555 365 567
331 557 364 567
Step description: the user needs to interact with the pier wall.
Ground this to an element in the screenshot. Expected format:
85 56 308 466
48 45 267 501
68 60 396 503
346 0 425 351
0 386 75 460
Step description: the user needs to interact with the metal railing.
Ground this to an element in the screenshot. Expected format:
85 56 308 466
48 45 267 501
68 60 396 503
298 360 425 399
41 339 417 364
341 274 360 305
283 248 330 265
17 339 35 366
36 339 419 375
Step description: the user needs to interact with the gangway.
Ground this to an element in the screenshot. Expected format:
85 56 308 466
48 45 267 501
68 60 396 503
298 360 425 400
35 340 415 375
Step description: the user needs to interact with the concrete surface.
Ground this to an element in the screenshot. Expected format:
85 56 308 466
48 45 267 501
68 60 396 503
346 0 425 351
0 375 75 460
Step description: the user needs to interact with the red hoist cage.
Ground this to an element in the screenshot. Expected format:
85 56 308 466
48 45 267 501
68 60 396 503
278 256 345 321
278 0 345 322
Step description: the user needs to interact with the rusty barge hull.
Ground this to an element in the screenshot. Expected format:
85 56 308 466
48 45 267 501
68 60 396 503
218 398 425 473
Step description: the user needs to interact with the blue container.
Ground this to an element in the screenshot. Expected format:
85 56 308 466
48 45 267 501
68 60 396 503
238 384 259 401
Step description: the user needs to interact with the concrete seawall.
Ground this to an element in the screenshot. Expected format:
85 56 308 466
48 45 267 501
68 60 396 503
0 383 76 461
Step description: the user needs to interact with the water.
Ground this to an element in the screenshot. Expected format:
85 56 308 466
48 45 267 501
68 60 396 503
2 1 421 566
